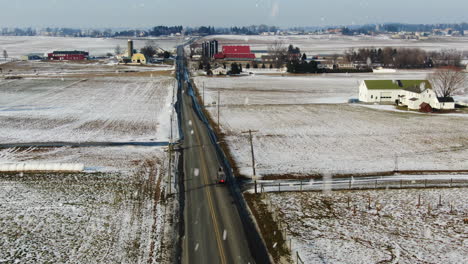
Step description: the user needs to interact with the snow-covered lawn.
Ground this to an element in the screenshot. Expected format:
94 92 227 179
261 188 468 264
0 76 175 143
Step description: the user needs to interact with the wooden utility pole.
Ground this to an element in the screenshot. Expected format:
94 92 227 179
217 89 220 131
242 129 259 193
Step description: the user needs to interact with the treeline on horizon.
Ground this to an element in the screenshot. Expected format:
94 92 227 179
342 23 468 36
0 25 279 37
2 22 468 37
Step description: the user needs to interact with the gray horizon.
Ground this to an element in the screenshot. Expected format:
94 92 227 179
0 0 467 28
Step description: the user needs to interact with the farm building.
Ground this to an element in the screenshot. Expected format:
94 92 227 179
21 53 45 61
212 67 227 75
48 51 89 61
398 82 438 110
434 97 456 110
131 53 147 64
358 80 424 103
214 46 256 60
359 80 455 110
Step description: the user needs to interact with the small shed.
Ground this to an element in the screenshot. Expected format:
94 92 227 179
436 97 455 110
419 102 433 113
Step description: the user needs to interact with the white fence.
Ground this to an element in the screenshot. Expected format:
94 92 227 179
0 163 84 172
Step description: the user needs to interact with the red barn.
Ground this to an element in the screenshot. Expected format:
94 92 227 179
48 51 89 61
214 46 256 59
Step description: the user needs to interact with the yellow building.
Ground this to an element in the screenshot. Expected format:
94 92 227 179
131 53 147 64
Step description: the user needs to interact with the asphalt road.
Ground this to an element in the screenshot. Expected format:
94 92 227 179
177 48 255 264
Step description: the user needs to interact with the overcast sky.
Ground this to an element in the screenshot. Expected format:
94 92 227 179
0 0 467 28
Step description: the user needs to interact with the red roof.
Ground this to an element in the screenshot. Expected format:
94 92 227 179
223 46 251 54
214 46 255 60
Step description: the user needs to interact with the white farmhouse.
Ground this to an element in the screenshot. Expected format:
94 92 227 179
359 79 455 110
212 67 227 75
400 82 437 110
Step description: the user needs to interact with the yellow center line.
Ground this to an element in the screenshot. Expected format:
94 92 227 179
189 108 228 264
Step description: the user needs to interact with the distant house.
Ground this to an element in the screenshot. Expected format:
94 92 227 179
359 80 455 110
21 53 44 61
212 67 227 75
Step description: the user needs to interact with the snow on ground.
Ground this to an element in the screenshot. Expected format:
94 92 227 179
194 73 468 176
204 34 468 55
0 145 165 173
262 188 468 264
216 104 468 176
0 76 176 143
0 60 174 77
195 70 432 105
0 156 167 263
0 36 183 58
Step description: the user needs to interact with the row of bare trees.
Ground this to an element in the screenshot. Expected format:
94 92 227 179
344 47 462 68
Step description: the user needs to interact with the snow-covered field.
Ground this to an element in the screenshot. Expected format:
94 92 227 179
1 60 174 77
217 104 468 176
0 76 175 143
204 34 468 55
195 70 433 105
261 188 468 264
0 156 169 263
0 36 180 263
194 73 468 176
0 36 183 58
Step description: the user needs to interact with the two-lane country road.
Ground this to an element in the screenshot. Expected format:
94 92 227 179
176 47 257 263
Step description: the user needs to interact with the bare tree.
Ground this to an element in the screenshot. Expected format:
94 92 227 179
140 41 159 60
114 45 121 55
3 50 7 61
268 40 287 68
428 66 467 98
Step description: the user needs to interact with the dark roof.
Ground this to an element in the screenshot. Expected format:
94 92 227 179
437 97 455 103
